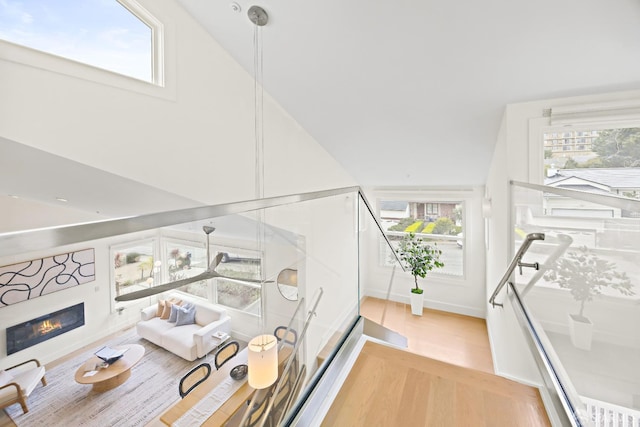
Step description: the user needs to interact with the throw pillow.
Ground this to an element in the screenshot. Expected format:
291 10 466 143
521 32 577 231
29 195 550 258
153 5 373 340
0 370 13 387
168 302 182 323
160 301 173 319
161 298 182 320
157 300 166 318
175 303 196 326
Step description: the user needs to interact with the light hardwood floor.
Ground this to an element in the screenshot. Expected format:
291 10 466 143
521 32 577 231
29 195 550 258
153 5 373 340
360 296 494 374
321 297 550 426
321 340 550 427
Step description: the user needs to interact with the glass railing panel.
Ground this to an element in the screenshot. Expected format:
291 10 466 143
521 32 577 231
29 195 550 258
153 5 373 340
279 192 402 425
0 187 367 427
511 182 640 426
0 185 406 426
357 193 406 325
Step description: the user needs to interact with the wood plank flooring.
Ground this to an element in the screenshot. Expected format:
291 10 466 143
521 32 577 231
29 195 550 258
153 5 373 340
360 296 494 373
322 342 551 427
321 340 550 426
320 297 551 426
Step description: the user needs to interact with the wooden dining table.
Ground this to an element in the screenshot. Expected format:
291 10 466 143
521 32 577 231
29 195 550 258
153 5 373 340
161 345 293 426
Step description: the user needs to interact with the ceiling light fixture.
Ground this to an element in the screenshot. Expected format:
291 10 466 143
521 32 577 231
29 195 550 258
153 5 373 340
246 5 278 391
248 333 277 389
55 197 68 202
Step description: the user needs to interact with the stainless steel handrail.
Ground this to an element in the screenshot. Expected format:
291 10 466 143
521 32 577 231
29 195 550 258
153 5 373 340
512 180 640 212
1 185 404 270
0 186 360 257
357 192 405 270
488 232 545 307
508 282 585 426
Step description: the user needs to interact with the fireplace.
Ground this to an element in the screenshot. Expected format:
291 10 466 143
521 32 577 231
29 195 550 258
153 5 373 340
6 303 85 355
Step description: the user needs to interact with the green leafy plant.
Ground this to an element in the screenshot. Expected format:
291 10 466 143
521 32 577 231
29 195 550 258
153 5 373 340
432 217 455 235
544 246 634 320
396 232 444 294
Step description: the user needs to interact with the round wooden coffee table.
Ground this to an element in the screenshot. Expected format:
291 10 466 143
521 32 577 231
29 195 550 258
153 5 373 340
74 344 145 392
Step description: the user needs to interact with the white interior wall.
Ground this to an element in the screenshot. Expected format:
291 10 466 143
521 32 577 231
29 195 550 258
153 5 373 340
0 0 356 208
485 88 640 384
0 232 150 367
0 0 357 366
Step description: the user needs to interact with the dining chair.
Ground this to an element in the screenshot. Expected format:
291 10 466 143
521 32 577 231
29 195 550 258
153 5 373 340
269 366 294 425
276 364 307 425
273 326 297 346
178 362 212 398
214 340 240 370
244 387 273 427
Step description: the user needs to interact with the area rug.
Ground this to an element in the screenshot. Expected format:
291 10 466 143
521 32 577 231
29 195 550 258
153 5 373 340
6 328 203 427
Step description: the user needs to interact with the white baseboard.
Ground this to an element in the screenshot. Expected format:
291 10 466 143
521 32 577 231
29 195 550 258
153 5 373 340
363 289 485 319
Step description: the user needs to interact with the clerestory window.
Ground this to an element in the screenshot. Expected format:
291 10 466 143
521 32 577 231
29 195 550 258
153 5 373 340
0 0 162 84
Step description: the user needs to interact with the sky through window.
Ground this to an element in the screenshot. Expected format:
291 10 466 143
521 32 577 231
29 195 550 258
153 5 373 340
0 0 152 82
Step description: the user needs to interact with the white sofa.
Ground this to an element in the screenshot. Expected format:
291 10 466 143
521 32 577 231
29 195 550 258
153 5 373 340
136 295 231 361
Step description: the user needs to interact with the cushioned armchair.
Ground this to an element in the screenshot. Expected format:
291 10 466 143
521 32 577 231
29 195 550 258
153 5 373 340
0 358 47 414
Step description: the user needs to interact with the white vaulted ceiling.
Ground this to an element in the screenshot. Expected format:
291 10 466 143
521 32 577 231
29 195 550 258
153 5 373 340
176 0 640 186
2 1 640 221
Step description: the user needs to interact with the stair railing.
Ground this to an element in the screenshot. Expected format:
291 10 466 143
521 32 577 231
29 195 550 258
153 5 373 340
488 232 545 307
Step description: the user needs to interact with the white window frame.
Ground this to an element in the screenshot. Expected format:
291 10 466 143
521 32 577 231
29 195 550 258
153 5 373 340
529 100 640 185
374 189 469 281
210 245 263 317
110 236 159 313
0 0 173 100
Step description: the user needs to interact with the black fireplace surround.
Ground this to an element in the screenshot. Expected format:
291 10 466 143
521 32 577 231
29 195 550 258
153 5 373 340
6 302 85 355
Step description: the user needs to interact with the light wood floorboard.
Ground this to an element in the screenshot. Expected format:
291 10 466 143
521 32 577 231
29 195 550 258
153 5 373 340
360 296 494 374
321 341 550 427
319 297 551 426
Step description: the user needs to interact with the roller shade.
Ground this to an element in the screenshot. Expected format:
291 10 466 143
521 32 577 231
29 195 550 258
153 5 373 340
549 99 640 126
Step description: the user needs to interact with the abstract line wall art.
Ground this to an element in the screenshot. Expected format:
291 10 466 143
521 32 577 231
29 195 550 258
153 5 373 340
0 248 95 307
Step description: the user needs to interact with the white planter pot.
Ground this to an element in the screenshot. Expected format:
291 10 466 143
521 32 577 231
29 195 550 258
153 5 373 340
410 292 424 316
568 313 593 350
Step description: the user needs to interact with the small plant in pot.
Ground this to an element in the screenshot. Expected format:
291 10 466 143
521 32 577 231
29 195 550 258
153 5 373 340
396 232 444 316
544 246 634 350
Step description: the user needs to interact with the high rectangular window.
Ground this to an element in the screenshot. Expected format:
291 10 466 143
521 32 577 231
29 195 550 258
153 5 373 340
0 0 158 83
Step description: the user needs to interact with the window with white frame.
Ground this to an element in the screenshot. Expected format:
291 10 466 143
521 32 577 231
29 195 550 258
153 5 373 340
542 125 640 218
213 249 262 315
162 239 262 316
163 238 209 300
379 198 465 277
0 0 161 84
111 239 158 300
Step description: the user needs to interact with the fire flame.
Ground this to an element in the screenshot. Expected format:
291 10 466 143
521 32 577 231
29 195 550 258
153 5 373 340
38 320 62 335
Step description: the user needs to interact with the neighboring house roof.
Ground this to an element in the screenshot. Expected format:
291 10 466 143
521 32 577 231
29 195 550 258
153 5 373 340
545 176 612 195
379 201 408 211
545 168 640 190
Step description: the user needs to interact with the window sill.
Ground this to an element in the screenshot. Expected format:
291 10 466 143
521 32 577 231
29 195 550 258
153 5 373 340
0 40 175 102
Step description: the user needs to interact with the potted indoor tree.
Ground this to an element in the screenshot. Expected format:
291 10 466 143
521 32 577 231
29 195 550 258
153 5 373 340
396 232 444 316
544 246 634 350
